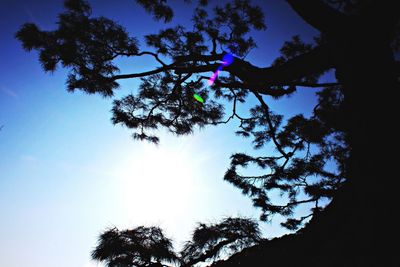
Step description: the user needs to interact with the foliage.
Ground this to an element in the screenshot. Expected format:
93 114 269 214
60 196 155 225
16 0 138 96
15 0 352 232
17 0 400 265
225 85 348 227
91 226 177 267
181 217 261 266
91 218 260 267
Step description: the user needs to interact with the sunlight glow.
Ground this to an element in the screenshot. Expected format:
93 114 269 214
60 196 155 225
114 140 200 228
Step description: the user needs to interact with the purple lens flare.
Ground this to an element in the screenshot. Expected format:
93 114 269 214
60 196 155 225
208 53 234 85
221 53 234 66
207 66 222 85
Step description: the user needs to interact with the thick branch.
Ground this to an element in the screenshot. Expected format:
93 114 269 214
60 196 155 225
175 45 334 91
114 45 333 96
174 63 221 74
214 80 296 97
183 239 234 267
252 45 333 84
174 53 223 62
200 74 338 96
294 82 339 87
112 65 172 80
112 54 223 80
134 51 167 66
274 198 318 209
286 0 348 33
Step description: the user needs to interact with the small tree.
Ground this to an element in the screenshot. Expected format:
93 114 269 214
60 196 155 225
180 217 261 266
92 226 177 267
92 218 260 267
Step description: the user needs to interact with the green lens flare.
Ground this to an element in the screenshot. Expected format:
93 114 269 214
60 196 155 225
193 93 204 103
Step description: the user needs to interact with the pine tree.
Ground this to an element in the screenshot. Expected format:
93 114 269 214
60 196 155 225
181 217 261 266
16 0 400 265
92 226 177 267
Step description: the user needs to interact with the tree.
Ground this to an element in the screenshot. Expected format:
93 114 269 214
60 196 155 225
92 218 260 267
16 0 399 265
91 226 177 267
180 217 261 266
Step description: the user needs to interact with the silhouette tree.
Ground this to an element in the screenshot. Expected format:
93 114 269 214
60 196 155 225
16 0 399 265
92 226 177 267
180 217 261 266
92 218 260 267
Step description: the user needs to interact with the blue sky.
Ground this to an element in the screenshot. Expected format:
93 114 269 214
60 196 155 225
0 1 329 266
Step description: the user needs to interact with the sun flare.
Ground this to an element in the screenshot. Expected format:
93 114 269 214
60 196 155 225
115 141 200 227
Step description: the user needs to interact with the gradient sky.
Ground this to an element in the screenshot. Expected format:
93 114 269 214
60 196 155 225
0 1 331 266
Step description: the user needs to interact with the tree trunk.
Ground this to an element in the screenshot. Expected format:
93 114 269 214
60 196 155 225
211 5 399 266
328 20 399 265
211 18 400 267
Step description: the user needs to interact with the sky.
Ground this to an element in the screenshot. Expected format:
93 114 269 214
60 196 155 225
0 1 328 267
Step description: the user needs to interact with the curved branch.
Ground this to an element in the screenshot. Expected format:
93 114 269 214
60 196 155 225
252 45 333 84
174 53 223 62
134 51 168 66
113 45 334 99
182 239 234 267
274 198 318 209
112 54 223 80
252 92 288 158
214 80 296 97
112 65 173 80
286 0 349 33
175 45 334 92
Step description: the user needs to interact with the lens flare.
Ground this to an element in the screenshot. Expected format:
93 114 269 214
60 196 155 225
207 53 234 86
207 67 222 86
196 53 235 102
193 93 204 103
221 53 234 66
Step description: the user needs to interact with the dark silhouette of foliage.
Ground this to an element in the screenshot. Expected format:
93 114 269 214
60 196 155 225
136 0 174 23
16 0 139 96
224 84 347 228
15 0 345 229
92 218 260 267
92 226 177 267
180 217 261 266
17 0 400 265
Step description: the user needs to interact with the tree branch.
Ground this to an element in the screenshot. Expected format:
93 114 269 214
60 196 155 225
175 45 334 91
252 92 288 158
183 239 234 267
112 54 223 80
113 45 334 98
294 82 339 87
274 197 318 209
134 51 168 66
286 0 349 33
112 65 172 80
174 53 223 62
253 45 333 84
174 63 221 74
